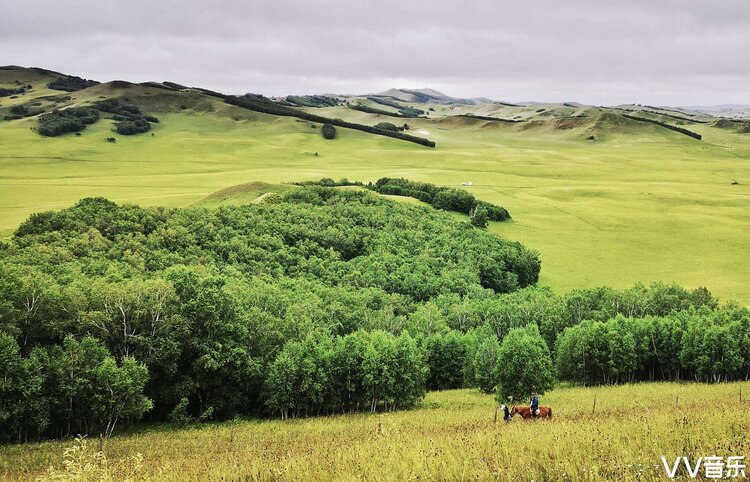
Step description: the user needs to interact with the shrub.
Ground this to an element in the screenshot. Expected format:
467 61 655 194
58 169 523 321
374 122 402 131
321 123 336 139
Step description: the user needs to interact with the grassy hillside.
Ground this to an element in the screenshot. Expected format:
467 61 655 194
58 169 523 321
2 382 748 481
1 67 749 303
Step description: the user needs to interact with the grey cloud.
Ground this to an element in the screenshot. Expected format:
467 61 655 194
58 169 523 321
2 0 749 105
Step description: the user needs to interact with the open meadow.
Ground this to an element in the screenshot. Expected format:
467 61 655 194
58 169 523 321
1 99 749 304
1 382 748 481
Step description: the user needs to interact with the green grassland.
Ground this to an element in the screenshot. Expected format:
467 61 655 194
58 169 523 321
2 382 748 481
1 69 749 304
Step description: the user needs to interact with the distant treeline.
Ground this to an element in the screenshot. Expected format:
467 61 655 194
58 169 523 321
350 103 416 118
622 113 702 140
367 97 426 117
225 94 436 147
370 177 511 221
642 110 708 124
48 76 99 92
556 306 750 385
458 114 523 123
286 95 340 108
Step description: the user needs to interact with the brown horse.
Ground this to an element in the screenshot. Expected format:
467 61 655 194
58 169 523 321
510 405 552 419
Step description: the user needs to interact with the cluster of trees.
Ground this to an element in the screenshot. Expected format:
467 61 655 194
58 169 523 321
0 189 540 440
0 334 151 442
48 76 99 92
621 113 702 140
367 97 425 117
370 177 511 221
321 123 336 139
0 86 28 97
5 103 44 121
37 107 100 136
556 307 750 385
224 95 436 147
94 98 158 135
265 331 426 418
33 98 158 137
286 95 341 108
1 185 747 441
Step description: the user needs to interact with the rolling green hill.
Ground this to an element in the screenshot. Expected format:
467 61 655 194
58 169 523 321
1 66 749 303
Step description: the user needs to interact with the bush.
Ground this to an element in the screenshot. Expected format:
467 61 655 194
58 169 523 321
374 122 402 132
321 123 336 139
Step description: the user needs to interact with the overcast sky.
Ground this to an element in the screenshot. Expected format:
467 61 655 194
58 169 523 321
3 0 749 106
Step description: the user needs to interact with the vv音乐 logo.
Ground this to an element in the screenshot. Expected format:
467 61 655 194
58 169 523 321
662 456 746 479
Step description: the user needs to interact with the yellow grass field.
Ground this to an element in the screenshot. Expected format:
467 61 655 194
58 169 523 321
2 382 748 481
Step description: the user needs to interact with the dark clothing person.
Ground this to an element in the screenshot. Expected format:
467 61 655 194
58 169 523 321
530 394 539 416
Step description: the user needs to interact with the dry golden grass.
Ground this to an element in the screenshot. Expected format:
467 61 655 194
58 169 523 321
2 382 749 481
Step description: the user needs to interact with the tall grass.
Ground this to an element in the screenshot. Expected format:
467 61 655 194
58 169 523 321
2 382 748 481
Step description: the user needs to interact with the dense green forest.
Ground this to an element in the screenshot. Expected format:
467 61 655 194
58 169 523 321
0 188 536 441
0 187 747 443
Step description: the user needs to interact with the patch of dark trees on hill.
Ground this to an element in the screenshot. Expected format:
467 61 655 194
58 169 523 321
4 103 45 121
286 95 340 107
370 177 511 222
642 110 708 124
0 86 30 97
621 113 702 140
162 81 188 90
48 75 99 92
350 103 425 118
35 98 159 136
94 98 159 135
458 114 524 123
225 94 436 147
367 97 426 117
37 107 99 136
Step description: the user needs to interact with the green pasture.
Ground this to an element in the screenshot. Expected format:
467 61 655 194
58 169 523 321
1 96 748 303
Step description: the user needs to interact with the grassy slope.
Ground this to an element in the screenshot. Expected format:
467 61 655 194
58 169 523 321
1 81 749 303
2 382 748 481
